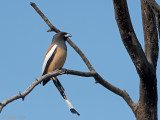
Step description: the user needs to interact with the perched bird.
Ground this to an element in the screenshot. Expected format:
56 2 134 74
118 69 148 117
41 32 80 116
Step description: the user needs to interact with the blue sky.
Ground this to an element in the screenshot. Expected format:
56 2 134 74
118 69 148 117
0 0 159 120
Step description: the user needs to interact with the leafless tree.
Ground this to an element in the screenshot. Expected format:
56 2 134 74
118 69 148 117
0 1 159 120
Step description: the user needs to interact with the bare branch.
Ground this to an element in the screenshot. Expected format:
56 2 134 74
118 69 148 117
0 68 135 114
0 69 96 113
93 74 135 112
30 2 60 33
113 0 150 79
141 0 159 69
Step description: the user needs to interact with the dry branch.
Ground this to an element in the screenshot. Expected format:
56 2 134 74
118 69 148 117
0 69 96 113
30 2 60 33
93 74 135 112
0 68 134 114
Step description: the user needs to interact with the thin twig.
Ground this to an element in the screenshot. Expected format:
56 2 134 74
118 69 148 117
30 2 60 33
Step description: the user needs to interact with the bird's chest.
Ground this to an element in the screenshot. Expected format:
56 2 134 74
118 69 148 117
47 47 67 72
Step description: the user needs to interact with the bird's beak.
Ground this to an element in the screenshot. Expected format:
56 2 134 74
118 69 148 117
64 33 72 38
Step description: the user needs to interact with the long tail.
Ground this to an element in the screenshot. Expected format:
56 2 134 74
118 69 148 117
52 77 80 116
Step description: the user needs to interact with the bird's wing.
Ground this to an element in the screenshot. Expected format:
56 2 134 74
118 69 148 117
41 44 58 76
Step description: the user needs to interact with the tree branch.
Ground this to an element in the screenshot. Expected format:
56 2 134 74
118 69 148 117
113 0 151 80
0 68 135 114
141 0 159 69
0 69 96 113
93 74 135 112
30 2 60 33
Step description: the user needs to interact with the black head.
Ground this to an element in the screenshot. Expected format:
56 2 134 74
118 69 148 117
52 32 72 43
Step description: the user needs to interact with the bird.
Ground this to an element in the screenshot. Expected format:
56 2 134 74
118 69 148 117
41 32 80 116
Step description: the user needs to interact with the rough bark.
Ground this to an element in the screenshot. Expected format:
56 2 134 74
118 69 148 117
141 0 159 69
138 0 158 119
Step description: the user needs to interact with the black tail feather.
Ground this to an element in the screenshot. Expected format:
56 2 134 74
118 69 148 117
70 108 80 116
52 78 67 99
52 78 80 116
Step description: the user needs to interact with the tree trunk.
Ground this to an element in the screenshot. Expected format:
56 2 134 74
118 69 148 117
136 77 158 120
113 0 159 119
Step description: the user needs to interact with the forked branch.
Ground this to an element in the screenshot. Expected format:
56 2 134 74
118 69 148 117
113 0 151 80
